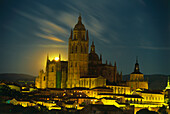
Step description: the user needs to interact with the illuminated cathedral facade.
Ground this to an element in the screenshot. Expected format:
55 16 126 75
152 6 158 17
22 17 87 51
35 15 122 89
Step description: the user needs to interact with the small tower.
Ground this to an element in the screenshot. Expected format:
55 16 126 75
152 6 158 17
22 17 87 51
166 76 170 89
134 56 140 73
90 41 95 53
127 57 148 90
100 54 102 62
114 61 116 67
59 54 61 61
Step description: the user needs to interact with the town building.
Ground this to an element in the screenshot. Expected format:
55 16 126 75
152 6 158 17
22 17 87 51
126 58 148 90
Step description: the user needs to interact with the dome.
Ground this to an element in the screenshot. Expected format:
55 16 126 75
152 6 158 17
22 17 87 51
89 53 99 61
74 16 86 30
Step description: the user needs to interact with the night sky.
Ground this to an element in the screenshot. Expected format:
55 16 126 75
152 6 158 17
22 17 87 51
0 0 169 76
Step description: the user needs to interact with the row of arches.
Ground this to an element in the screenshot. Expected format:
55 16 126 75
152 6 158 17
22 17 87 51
70 45 88 53
74 34 85 40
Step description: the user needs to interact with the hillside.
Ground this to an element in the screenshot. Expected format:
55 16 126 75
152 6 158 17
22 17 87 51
123 74 169 90
0 73 36 81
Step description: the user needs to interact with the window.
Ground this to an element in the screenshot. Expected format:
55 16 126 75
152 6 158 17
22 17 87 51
52 66 54 72
44 76 45 81
118 88 120 94
74 34 77 39
85 47 86 53
75 62 77 67
72 46 74 53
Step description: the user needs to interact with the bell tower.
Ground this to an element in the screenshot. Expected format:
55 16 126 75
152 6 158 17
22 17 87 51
67 15 89 88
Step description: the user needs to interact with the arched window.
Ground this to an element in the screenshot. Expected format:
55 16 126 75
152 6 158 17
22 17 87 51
44 76 45 81
74 34 77 39
52 66 54 72
72 46 74 53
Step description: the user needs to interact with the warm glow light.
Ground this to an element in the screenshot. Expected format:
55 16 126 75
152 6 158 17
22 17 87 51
55 57 59 61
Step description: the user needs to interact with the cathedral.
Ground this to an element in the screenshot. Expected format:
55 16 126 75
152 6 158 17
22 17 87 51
35 15 122 89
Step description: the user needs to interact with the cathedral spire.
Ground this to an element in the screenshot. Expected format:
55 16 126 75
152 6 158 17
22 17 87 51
74 14 85 30
46 54 49 70
59 54 61 61
90 41 95 53
134 57 140 73
168 76 170 87
86 30 89 41
100 54 102 61
114 61 116 67
78 13 82 24
47 54 49 61
166 76 170 89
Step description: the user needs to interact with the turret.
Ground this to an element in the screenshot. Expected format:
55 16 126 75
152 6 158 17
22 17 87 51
59 54 61 61
168 76 170 87
166 76 170 89
114 61 116 67
90 41 95 53
86 30 89 41
100 54 102 61
134 56 140 73
46 54 49 68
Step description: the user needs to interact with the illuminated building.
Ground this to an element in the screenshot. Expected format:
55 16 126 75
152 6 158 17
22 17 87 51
133 89 164 104
79 76 106 89
106 85 131 94
164 77 170 104
35 15 122 89
88 41 122 83
33 15 170 113
126 58 148 90
35 54 68 89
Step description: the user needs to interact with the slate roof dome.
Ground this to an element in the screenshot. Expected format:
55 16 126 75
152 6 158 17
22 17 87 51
74 15 86 30
89 53 99 61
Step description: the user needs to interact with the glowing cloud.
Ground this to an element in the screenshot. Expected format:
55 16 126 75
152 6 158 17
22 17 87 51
36 33 65 43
